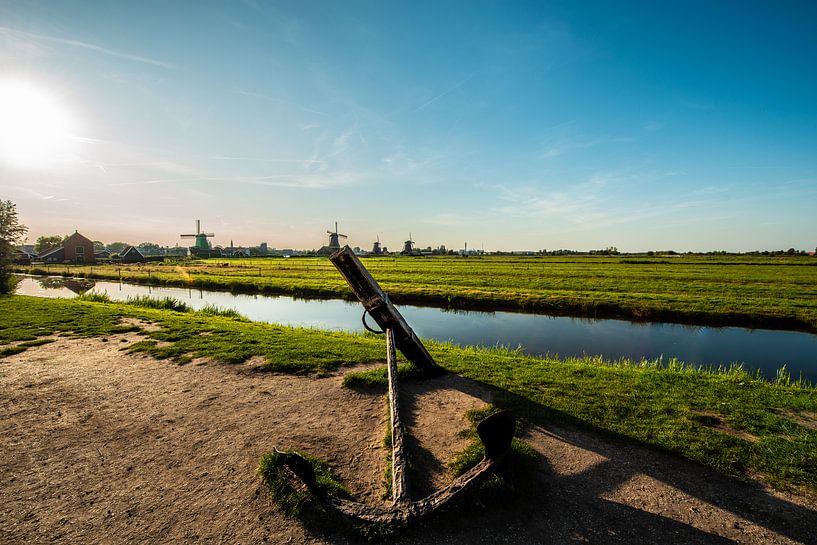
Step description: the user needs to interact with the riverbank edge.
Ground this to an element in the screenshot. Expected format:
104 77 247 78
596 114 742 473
14 269 817 334
2 294 816 496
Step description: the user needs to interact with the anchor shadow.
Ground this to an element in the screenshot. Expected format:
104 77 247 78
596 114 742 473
321 369 817 544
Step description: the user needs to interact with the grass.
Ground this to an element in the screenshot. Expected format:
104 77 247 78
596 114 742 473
257 449 351 517
258 450 394 539
15 254 817 332
2 294 816 495
0 338 55 357
449 406 540 502
126 295 190 312
0 295 382 372
258 406 540 536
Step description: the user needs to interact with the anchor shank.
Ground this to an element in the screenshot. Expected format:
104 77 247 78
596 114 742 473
387 328 410 504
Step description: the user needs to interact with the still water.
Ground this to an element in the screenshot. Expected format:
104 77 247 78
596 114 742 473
15 275 817 382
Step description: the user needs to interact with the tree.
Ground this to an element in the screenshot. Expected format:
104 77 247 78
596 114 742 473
106 241 129 254
93 240 105 251
34 234 64 254
137 242 161 255
0 200 28 294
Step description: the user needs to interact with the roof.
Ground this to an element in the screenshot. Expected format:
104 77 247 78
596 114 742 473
121 246 144 257
64 231 93 246
38 246 65 259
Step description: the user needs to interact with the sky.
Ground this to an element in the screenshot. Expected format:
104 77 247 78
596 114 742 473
1 0 815 252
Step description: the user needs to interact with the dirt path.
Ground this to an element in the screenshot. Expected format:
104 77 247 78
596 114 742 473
1 335 816 544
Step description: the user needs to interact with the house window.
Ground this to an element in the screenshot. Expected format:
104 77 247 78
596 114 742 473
76 246 84 254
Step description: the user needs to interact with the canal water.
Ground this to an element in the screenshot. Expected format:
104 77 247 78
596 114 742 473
14 275 817 382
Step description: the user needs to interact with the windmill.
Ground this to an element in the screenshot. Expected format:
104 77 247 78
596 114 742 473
372 235 382 255
327 221 347 250
180 220 215 256
402 232 414 254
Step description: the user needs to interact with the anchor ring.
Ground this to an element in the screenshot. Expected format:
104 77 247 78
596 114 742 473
362 309 385 334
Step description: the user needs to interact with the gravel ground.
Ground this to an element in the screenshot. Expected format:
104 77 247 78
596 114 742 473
1 335 816 544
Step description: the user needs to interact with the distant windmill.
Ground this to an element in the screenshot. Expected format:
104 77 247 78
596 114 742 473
372 235 382 255
402 232 414 254
180 220 215 255
327 221 348 250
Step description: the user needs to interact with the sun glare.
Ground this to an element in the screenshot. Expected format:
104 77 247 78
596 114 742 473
0 79 78 168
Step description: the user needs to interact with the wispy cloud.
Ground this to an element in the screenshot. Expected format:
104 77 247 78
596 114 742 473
0 26 173 68
488 167 690 230
210 155 323 166
238 90 329 116
107 171 364 190
410 76 472 113
424 213 480 227
541 135 633 159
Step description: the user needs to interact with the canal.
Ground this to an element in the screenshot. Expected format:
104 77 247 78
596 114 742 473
14 275 817 382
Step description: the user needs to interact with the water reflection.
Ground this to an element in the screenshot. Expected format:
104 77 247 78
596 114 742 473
13 275 817 382
36 276 96 294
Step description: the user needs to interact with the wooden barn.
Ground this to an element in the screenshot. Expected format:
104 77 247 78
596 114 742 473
120 246 146 264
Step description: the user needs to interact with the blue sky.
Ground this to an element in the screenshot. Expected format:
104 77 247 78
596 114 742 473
1 0 815 251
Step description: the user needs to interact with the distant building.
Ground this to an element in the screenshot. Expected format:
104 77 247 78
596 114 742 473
63 231 96 264
38 246 65 263
120 246 146 264
38 231 96 264
12 247 35 264
223 241 251 257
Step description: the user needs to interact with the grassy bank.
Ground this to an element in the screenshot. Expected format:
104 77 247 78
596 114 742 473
1 294 816 494
14 254 817 332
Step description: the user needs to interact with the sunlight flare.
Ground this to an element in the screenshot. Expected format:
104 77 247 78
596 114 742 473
0 78 79 168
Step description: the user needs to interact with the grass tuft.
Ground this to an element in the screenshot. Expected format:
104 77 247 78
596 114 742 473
125 295 189 312
76 292 112 303
0 345 27 357
196 303 245 319
258 450 350 517
258 449 392 540
342 362 421 389
447 405 540 511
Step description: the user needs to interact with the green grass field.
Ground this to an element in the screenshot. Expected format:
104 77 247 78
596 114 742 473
2 294 816 494
16 254 817 331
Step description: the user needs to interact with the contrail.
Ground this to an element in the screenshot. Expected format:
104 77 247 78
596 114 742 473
0 26 174 69
411 76 472 113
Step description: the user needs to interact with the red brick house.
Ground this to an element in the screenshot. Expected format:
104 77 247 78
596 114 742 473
62 231 96 264
41 231 95 264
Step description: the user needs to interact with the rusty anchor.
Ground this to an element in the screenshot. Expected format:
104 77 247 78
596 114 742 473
274 246 515 526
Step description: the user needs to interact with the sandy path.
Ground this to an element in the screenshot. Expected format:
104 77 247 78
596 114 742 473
1 335 816 544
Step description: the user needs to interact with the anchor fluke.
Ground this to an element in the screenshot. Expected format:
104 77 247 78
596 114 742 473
477 411 515 461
